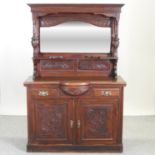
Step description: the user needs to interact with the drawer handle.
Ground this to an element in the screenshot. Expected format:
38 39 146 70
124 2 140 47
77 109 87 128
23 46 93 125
38 90 48 96
77 120 80 128
70 120 74 128
102 90 111 96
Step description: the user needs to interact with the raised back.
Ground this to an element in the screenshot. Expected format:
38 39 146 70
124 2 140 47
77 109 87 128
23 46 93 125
28 4 124 79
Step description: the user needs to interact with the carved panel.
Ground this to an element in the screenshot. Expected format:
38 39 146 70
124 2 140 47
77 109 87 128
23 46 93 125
40 13 111 27
40 59 74 70
83 106 111 138
36 102 67 138
78 59 112 72
86 107 108 138
77 99 118 144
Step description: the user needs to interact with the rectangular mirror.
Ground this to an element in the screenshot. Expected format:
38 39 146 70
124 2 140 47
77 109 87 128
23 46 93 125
40 22 111 53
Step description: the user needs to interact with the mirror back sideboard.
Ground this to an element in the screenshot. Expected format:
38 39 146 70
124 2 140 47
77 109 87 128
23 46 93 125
29 4 123 80
24 4 126 153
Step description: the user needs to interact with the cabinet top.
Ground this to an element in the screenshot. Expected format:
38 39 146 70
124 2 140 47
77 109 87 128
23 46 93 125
28 3 124 8
28 4 124 19
24 76 126 86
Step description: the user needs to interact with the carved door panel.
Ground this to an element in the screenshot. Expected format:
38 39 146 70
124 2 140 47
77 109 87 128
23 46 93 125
76 99 118 145
33 99 73 144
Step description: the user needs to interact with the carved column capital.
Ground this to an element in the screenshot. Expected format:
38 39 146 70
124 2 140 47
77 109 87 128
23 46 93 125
31 37 39 48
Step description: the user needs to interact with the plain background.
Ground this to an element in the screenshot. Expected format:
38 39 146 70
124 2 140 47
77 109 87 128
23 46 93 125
0 0 155 116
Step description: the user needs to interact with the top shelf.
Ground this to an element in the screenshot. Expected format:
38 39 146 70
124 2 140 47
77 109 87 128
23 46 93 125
28 4 124 21
28 4 124 6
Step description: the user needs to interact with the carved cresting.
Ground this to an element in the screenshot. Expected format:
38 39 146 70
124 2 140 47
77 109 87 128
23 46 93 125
40 13 111 27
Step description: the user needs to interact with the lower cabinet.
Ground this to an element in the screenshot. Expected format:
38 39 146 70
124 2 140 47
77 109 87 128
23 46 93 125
24 77 125 152
28 98 120 148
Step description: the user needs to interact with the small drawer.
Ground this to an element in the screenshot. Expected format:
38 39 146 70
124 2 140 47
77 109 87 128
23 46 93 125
31 88 59 98
93 88 120 97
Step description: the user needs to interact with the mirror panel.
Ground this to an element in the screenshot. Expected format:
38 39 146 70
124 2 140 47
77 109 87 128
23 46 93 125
40 22 111 53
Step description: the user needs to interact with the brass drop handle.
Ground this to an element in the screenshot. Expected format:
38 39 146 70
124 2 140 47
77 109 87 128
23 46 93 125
70 120 74 128
102 90 111 96
38 90 48 96
77 120 80 128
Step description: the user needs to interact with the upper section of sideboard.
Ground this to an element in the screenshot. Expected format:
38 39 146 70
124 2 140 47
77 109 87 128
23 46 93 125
28 4 124 21
28 4 124 80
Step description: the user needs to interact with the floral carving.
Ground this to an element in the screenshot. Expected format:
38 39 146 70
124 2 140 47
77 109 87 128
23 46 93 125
36 102 66 138
40 13 111 27
84 107 108 138
40 60 73 70
79 60 111 71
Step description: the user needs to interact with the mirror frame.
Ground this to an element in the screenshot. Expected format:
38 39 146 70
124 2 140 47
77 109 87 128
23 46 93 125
40 22 112 53
39 13 115 55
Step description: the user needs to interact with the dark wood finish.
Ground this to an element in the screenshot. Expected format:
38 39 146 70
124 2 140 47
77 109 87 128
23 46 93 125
30 99 73 144
76 99 119 145
60 82 90 96
25 3 126 153
28 4 124 79
24 76 126 152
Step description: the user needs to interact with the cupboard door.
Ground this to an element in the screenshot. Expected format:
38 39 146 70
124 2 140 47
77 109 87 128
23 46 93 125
76 99 119 145
32 99 73 144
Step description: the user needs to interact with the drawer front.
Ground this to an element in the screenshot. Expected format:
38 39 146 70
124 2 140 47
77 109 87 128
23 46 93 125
30 88 59 98
93 88 120 97
30 87 120 98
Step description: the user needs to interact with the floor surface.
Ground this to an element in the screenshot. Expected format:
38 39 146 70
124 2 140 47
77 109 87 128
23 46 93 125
0 116 155 155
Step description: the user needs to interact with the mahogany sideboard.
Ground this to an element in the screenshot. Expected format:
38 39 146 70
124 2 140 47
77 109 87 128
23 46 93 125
24 4 126 153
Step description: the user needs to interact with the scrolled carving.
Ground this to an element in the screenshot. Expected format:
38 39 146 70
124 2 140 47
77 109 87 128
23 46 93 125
79 59 112 71
31 37 39 48
112 35 119 49
32 13 40 58
60 83 90 96
40 60 73 70
40 13 111 27
111 18 119 57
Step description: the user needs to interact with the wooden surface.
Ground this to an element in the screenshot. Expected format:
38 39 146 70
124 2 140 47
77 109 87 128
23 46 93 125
24 76 125 152
28 4 124 17
28 4 123 79
25 3 125 152
24 76 126 86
